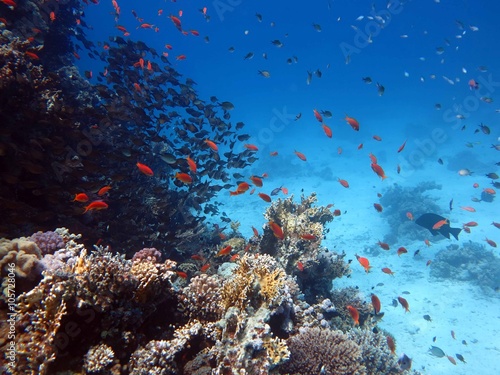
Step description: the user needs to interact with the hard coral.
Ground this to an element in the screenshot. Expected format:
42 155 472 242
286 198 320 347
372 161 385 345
131 247 162 263
179 273 224 322
29 230 65 255
83 343 116 374
279 327 366 375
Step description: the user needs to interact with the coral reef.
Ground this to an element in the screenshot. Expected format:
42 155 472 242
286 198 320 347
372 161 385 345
260 193 350 302
380 181 443 243
131 247 163 263
348 328 402 375
179 274 224 322
279 327 366 375
430 241 500 290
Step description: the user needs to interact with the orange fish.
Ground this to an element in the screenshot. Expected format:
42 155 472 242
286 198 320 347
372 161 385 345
355 254 370 273
136 162 153 176
313 109 323 123
176 271 188 279
374 203 383 212
371 163 387 180
249 188 255 195
258 193 271 202
397 296 410 312
406 212 414 220
50 11 56 22
447 355 457 365
357 143 364 150
139 23 154 29
281 187 288 195
346 305 360 325
485 238 497 248
386 336 396 354
300 233 316 240
83 200 108 214
424 239 431 247
200 263 210 272
297 261 304 271
237 182 250 192
230 254 239 262
186 156 197 173
204 139 218 152
397 247 408 256
463 226 471 233
338 178 349 188
368 153 378 164
1 0 17 8
468 79 479 90
176 54 187 60
25 51 39 60
333 209 341 216
373 135 382 141
397 139 407 153
426 260 432 266
244 144 259 151
133 83 142 92
432 218 448 230
72 193 89 202
322 124 332 138
252 226 259 237
294 150 307 161
345 115 359 131
268 221 284 240
147 60 153 71
371 294 381 314
190 29 200 36
269 151 278 156
378 241 390 250
249 175 263 187
190 255 203 261
473 182 479 188
483 188 496 195
97 186 112 196
381 267 395 276
463 221 478 227
451 330 456 340
216 245 232 257
175 172 192 184
460 206 476 212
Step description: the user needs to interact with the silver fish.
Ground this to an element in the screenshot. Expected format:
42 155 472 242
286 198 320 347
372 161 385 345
429 345 446 358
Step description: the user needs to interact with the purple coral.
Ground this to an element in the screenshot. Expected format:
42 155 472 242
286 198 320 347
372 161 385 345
131 247 162 263
29 231 65 255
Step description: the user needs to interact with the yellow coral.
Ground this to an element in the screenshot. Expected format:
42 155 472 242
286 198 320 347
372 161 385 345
255 267 285 306
263 336 290 365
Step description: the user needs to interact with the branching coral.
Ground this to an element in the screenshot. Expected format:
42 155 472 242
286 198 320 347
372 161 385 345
279 327 366 375
83 343 116 374
179 273 224 322
348 328 401 375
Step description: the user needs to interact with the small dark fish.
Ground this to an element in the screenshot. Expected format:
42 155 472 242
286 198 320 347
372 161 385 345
376 82 385 96
314 69 322 78
244 52 254 60
312 23 322 32
391 299 398 307
429 345 446 358
479 123 491 134
449 198 453 211
255 13 262 22
398 354 412 370
270 186 283 196
362 76 372 84
295 113 302 121
271 39 283 47
462 340 467 345
402 291 410 295
376 282 384 286
414 249 420 256
433 336 437 342
423 314 432 322
435 103 442 110
456 354 466 363
438 158 443 165
486 173 499 179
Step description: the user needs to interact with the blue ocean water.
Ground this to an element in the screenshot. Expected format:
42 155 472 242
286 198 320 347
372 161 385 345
74 1 499 373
